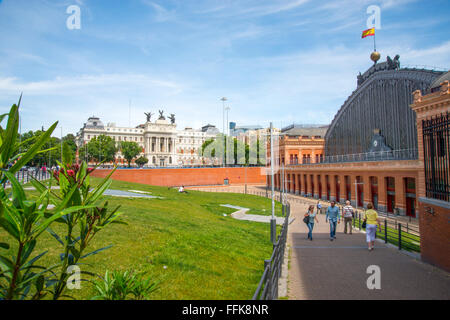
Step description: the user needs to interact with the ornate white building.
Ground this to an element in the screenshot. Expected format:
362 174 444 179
76 113 219 167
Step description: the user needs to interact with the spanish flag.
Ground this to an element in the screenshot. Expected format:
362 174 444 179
362 27 375 38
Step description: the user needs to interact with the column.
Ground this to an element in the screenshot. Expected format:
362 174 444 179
320 174 327 200
378 175 387 213
363 175 371 209
298 171 306 196
330 175 337 202
296 173 301 195
395 175 406 215
308 174 314 197
340 174 347 202
313 174 320 199
349 174 357 207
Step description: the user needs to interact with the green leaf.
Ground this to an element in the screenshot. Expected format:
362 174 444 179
9 121 58 175
0 254 14 271
4 170 26 210
0 242 10 250
0 103 19 167
21 240 37 263
31 205 96 239
46 228 64 246
80 245 113 259
35 275 45 292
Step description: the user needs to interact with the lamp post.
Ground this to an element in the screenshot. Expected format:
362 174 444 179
225 106 230 136
220 97 227 136
270 122 276 244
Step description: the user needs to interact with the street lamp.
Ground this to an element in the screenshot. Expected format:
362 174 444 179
225 106 230 136
220 97 227 136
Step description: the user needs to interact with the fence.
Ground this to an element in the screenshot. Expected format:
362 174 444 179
352 212 420 252
3 169 51 187
252 202 290 300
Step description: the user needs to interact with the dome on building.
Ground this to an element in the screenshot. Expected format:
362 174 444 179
84 116 104 129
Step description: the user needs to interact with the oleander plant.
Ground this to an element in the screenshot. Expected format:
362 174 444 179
0 97 125 300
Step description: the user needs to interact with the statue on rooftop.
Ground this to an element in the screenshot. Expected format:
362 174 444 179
144 112 153 122
158 110 165 120
168 113 175 124
387 55 400 70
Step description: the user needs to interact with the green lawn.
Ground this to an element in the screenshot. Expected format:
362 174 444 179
1 178 283 300
353 219 421 252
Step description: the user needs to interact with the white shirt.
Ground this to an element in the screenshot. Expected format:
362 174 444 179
343 205 354 218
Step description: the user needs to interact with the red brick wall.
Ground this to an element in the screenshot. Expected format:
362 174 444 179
418 200 450 272
90 167 267 187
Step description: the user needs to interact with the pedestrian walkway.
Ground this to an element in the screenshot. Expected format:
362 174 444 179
220 204 294 225
287 201 450 299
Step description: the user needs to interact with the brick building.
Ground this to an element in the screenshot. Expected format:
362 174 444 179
269 55 446 218
410 73 449 271
276 124 327 165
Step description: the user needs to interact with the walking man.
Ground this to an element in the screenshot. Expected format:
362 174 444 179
343 200 354 234
326 200 340 241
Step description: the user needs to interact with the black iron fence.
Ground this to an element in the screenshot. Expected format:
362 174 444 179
422 112 449 202
3 169 51 186
252 203 290 300
352 212 420 252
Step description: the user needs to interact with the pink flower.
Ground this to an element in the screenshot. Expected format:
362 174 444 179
67 170 75 177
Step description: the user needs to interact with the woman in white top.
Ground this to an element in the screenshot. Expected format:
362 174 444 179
305 205 319 241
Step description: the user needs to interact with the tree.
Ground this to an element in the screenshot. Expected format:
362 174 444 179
120 141 142 167
135 156 149 167
79 135 117 164
16 130 62 167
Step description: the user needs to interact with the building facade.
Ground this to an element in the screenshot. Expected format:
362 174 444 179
277 125 327 165
76 113 219 167
268 55 446 218
410 73 449 271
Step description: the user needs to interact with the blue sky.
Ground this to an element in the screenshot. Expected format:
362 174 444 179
0 0 449 136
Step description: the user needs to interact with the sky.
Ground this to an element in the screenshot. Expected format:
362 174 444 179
0 0 449 137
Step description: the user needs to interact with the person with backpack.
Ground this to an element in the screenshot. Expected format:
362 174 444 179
342 200 354 234
326 200 340 241
304 205 319 241
363 202 381 251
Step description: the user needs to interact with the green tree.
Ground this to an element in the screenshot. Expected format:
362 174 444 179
120 141 142 167
79 135 117 164
135 156 149 167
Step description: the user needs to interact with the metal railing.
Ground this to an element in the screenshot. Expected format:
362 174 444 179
352 212 420 252
3 169 51 187
287 149 418 166
252 203 290 300
321 149 418 164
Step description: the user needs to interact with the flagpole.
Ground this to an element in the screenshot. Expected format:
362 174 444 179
373 28 376 51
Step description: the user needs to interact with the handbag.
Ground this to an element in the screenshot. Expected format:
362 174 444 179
362 218 367 229
303 214 310 224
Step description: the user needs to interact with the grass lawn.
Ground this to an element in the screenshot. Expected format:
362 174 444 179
353 220 421 252
1 178 283 300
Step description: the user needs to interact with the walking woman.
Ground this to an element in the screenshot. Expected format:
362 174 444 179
305 205 319 241
364 202 381 251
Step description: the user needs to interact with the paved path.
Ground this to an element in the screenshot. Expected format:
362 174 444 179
192 184 449 299
287 201 450 299
220 204 294 225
